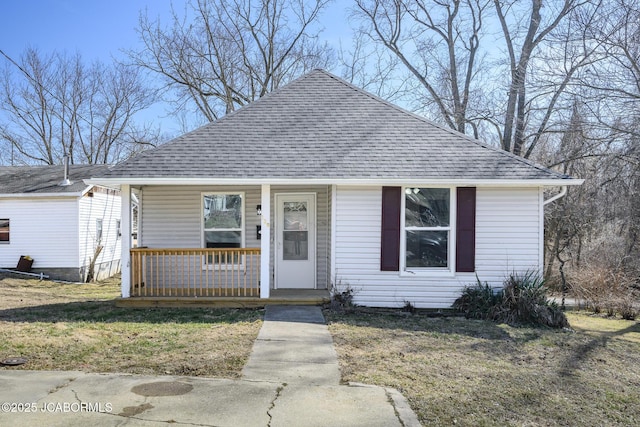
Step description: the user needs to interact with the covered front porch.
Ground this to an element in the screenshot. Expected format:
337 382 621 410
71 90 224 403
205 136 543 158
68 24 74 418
118 183 333 306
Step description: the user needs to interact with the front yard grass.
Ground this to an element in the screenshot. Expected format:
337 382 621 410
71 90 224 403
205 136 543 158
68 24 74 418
0 273 262 377
326 309 640 427
3 272 639 426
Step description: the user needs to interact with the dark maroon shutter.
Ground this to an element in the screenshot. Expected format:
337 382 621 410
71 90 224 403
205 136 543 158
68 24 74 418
381 186 401 271
456 187 476 272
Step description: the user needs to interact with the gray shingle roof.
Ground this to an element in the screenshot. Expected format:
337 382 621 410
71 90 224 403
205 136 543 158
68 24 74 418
99 70 571 182
0 164 110 194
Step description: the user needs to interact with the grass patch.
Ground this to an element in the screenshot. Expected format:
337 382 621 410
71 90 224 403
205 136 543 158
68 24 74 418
0 273 262 378
326 309 640 427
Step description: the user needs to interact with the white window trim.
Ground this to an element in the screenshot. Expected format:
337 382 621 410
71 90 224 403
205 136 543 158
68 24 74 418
201 192 246 270
400 186 457 277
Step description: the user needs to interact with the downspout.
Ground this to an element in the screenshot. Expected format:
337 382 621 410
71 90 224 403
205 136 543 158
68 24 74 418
543 186 567 206
542 185 569 310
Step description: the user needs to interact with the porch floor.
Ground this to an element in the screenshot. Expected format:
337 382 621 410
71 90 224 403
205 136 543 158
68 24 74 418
115 289 331 308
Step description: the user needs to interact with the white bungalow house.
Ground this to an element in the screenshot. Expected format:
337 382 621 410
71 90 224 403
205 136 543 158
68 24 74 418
0 164 121 282
89 70 582 308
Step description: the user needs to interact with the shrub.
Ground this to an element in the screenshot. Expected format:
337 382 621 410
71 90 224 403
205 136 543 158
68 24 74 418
452 277 502 320
453 271 569 328
329 281 356 312
402 300 417 314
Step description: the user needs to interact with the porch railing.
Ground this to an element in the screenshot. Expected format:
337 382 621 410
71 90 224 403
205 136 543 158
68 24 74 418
130 248 261 297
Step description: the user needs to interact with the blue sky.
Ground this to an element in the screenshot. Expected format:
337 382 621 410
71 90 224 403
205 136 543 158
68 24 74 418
0 0 354 135
1 1 170 61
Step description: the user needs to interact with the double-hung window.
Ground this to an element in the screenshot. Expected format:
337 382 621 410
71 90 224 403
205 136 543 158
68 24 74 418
403 188 452 270
203 193 244 265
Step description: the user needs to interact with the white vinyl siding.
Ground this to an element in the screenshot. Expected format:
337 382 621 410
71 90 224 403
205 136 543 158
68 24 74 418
0 198 80 269
78 189 122 280
140 186 261 249
334 185 543 308
474 187 542 283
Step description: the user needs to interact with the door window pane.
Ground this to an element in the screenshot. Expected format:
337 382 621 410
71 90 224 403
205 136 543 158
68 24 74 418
284 202 308 230
283 202 308 260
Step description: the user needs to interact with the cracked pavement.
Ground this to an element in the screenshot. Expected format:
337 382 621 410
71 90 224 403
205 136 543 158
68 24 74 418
0 306 420 426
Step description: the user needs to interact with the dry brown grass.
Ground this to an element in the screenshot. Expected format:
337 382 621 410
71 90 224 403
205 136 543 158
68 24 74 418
0 273 262 377
326 309 640 427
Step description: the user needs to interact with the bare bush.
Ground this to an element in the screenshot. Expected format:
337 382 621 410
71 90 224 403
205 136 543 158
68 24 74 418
568 264 638 319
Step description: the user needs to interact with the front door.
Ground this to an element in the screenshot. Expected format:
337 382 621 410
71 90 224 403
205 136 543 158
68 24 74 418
275 193 316 289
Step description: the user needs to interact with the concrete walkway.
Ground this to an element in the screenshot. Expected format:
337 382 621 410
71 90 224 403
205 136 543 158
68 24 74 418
0 306 420 427
242 305 341 385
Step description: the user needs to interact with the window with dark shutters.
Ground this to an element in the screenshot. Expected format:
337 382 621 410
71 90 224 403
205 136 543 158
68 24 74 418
380 186 401 271
381 186 476 273
455 187 476 272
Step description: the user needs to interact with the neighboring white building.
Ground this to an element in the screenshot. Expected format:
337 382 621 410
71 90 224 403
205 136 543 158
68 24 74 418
90 70 583 308
0 165 121 282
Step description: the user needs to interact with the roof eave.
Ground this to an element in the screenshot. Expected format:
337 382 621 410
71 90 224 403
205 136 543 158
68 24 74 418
86 177 584 187
0 192 84 199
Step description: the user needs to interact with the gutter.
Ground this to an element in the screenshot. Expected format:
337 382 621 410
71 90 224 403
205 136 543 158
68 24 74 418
0 192 83 199
543 186 568 206
86 177 585 188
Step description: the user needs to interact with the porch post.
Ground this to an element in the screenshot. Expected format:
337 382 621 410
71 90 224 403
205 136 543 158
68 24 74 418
120 184 131 298
260 184 271 299
330 184 337 288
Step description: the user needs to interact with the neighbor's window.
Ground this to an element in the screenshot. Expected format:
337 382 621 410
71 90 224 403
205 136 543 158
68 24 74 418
96 219 103 246
203 193 244 249
0 219 9 243
404 188 451 269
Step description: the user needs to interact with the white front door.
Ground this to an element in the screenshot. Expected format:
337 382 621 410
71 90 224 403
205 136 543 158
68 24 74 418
275 193 316 289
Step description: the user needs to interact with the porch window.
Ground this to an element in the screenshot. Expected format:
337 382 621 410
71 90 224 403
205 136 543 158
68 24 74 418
403 188 451 269
203 193 244 263
0 219 9 243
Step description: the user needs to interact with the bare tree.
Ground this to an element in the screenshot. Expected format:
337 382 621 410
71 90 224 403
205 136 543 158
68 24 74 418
579 0 640 139
338 34 412 104
0 48 158 165
0 49 58 164
353 0 491 136
492 0 604 157
131 0 333 125
352 0 602 157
